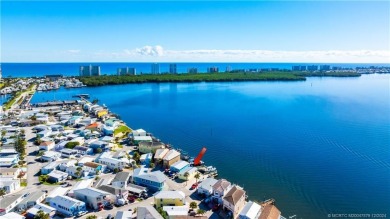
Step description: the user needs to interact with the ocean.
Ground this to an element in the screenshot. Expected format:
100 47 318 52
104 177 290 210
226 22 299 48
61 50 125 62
1 62 390 78
29 73 390 218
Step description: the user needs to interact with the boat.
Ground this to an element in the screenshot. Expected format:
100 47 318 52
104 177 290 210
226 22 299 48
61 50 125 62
72 94 90 99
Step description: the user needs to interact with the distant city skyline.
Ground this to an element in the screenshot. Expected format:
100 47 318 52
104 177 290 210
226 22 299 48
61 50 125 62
1 1 389 63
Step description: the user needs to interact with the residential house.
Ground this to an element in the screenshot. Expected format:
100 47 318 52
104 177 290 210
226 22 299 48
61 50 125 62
140 153 152 166
133 136 152 145
139 141 165 154
0 177 20 194
222 186 246 219
131 129 147 137
163 206 189 219
136 206 164 219
73 187 110 210
41 151 60 162
0 168 21 179
154 191 186 208
74 146 93 155
0 212 25 219
90 140 108 151
16 191 46 210
0 194 24 215
177 167 198 181
60 148 77 158
163 150 181 168
57 159 78 172
66 166 82 178
154 148 169 164
111 172 131 188
170 161 189 173
0 155 19 167
100 136 114 143
98 157 128 171
126 183 148 197
0 148 18 157
67 179 94 198
37 129 52 138
85 122 99 132
132 167 166 192
197 178 218 196
77 156 95 166
239 201 262 219
41 162 60 175
259 203 281 219
45 187 71 203
49 195 87 217
212 179 233 204
47 170 68 183
26 203 56 219
97 185 128 205
82 162 106 175
39 141 55 151
115 211 133 219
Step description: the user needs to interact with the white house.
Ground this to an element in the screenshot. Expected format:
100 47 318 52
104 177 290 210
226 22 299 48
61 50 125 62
0 194 25 215
0 155 19 167
39 141 55 151
41 151 61 162
197 178 218 196
16 191 46 210
112 172 131 188
0 168 21 179
98 157 128 171
47 170 68 183
222 186 246 219
212 179 233 204
239 201 262 219
131 129 147 136
0 177 20 194
163 206 189 219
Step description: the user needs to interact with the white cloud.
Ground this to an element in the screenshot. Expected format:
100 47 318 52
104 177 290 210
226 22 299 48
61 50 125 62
134 45 164 56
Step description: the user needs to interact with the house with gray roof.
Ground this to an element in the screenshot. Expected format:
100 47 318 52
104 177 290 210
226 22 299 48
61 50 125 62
73 187 110 210
136 206 163 219
132 167 166 192
112 171 131 188
16 191 46 210
26 203 56 219
0 193 25 215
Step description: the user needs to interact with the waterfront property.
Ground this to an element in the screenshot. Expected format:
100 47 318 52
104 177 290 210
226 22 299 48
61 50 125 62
177 166 198 181
139 141 165 154
212 179 233 204
163 149 181 168
239 201 262 219
154 191 186 208
132 167 166 192
49 195 87 217
197 178 218 196
222 186 246 219
170 160 189 173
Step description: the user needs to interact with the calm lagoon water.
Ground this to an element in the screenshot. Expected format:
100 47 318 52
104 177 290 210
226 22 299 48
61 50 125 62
31 74 390 218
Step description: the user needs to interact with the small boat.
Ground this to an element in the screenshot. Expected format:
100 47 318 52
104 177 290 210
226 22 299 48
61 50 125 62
206 166 216 172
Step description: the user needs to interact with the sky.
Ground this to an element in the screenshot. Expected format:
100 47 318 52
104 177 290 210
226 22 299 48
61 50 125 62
1 1 389 63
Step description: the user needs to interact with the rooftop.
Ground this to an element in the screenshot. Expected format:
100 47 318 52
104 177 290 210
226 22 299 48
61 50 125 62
223 185 245 205
137 206 164 219
170 160 189 170
155 191 185 199
48 170 68 179
0 194 24 209
259 204 281 219
163 149 180 161
240 201 261 219
112 171 131 183
212 179 231 192
133 168 166 183
50 195 84 208
198 178 218 191
74 187 110 198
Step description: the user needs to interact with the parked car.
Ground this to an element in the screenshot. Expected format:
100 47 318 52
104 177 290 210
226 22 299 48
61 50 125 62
191 183 198 190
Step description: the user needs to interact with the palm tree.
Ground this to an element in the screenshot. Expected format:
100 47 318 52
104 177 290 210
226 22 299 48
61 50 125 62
190 201 197 209
197 209 206 216
194 172 200 183
184 172 189 185
0 189 6 197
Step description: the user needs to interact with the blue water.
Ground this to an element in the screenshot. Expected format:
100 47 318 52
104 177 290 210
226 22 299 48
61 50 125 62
31 74 390 218
2 62 390 78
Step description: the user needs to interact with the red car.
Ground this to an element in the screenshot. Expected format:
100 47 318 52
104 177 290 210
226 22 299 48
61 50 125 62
127 195 136 203
191 183 198 190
